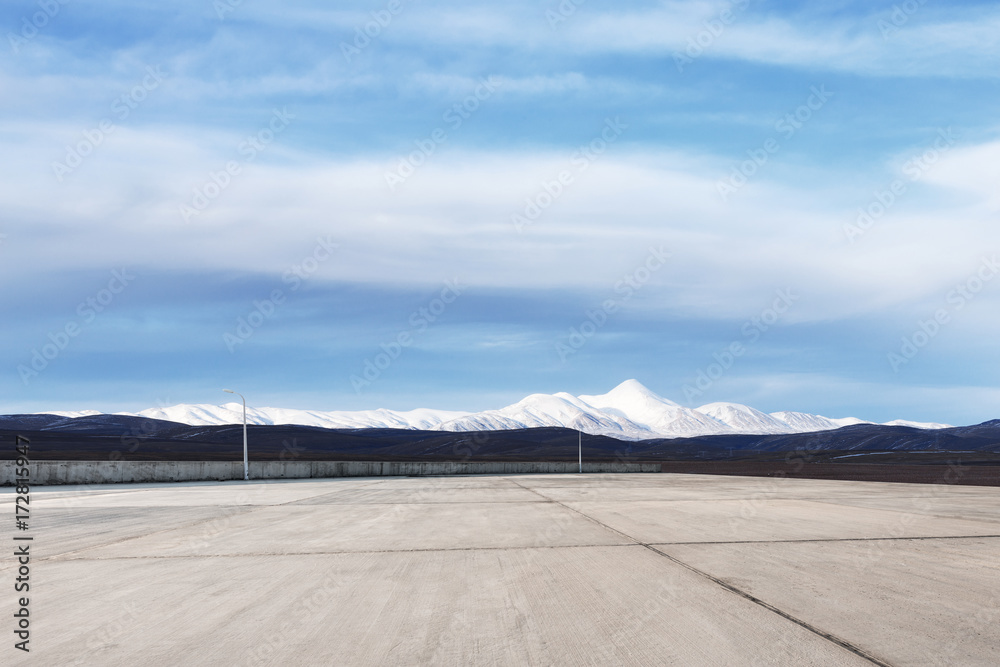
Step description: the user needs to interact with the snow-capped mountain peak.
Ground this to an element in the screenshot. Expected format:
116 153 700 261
697 402 794 435
437 391 651 439
46 380 952 441
580 379 681 412
580 380 678 420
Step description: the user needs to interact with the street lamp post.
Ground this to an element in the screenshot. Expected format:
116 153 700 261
578 430 582 474
223 389 249 481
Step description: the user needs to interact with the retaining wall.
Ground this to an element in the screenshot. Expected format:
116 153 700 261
0 460 659 485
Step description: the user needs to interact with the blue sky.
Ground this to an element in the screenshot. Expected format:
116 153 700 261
2 0 999 424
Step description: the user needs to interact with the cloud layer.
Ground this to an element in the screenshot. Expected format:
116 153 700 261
2 0 998 425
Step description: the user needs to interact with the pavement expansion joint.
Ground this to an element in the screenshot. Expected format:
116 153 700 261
45 542 644 562
284 500 549 505
645 534 1000 546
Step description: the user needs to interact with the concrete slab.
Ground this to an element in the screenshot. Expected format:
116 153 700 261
560 497 1000 544
360 476 527 489
0 507 252 567
16 548 871 667
522 473 1000 501
66 501 629 559
2 472 997 665
11 477 384 509
657 538 1000 666
800 494 1000 525
286 486 543 505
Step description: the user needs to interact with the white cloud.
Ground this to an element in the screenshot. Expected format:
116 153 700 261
3 118 998 329
921 138 1000 212
383 3 1000 78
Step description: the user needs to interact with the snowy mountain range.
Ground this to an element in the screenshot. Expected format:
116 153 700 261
42 380 951 441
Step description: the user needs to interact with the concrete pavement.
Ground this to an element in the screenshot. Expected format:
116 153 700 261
2 473 998 665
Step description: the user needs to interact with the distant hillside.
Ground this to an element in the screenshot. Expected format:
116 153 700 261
1 414 998 464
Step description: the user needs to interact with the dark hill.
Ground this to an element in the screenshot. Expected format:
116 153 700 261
1 414 998 465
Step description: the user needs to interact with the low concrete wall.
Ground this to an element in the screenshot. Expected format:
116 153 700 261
1 460 659 485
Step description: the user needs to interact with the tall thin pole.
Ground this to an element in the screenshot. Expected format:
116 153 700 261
578 430 582 474
224 389 249 481
241 398 248 481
